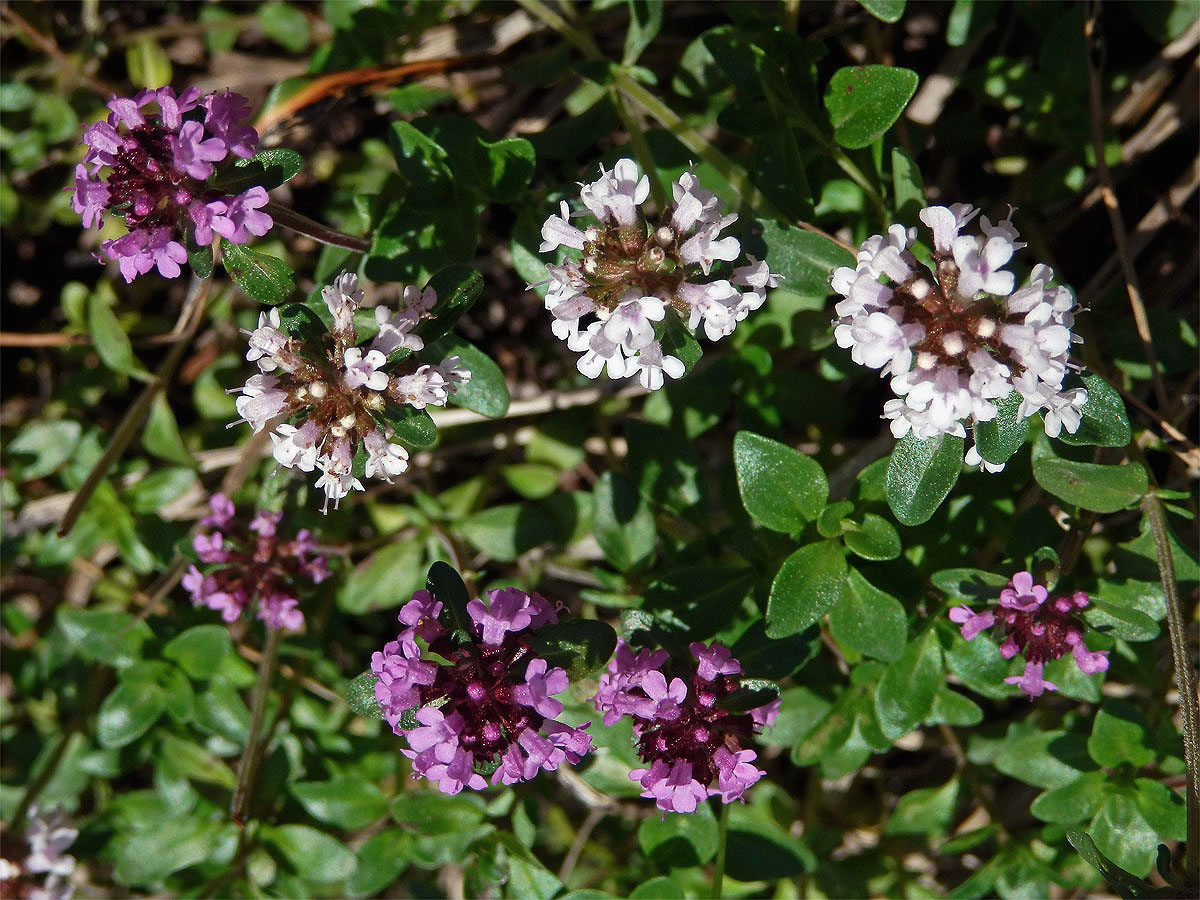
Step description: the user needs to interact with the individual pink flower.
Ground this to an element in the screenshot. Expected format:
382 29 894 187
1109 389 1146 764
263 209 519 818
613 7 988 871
948 571 1109 699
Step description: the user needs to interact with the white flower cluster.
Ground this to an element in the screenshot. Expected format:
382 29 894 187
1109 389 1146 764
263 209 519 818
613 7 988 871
831 204 1086 472
232 272 470 511
539 159 780 390
0 805 78 900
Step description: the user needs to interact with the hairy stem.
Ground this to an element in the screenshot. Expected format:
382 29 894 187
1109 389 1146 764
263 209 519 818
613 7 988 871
1142 492 1199 885
231 627 283 826
712 798 731 898
263 202 371 253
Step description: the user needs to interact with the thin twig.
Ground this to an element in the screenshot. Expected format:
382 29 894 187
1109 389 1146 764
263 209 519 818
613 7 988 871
1084 3 1170 411
231 627 283 826
263 202 371 253
0 6 114 96
557 807 605 885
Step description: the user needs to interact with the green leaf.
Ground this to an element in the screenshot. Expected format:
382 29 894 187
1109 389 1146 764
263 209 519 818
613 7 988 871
290 779 389 830
162 625 232 679
57 608 152 669
829 568 908 662
266 824 357 883
427 561 474 636
843 513 902 560
211 148 306 195
994 729 1091 790
5 419 82 481
257 1 311 51
886 432 964 526
638 802 718 866
875 628 942 740
481 137 536 203
630 878 684 900
592 472 656 571
87 289 145 377
1067 829 1162 898
1089 793 1161 880
891 146 926 218
766 541 848 637
414 265 484 343
759 220 855 296
345 671 384 720
717 678 781 713
733 431 829 531
926 685 982 727
112 819 226 886
391 791 486 833
338 542 426 614
530 620 618 680
885 777 958 835
97 679 168 748
1031 772 1108 824
377 403 438 449
348 829 411 898
973 391 1029 466
125 37 172 88
423 336 510 417
1088 700 1156 768
124 466 196 513
221 241 296 305
1133 778 1186 841
857 0 906 23
1057 374 1132 447
622 0 664 65
141 394 194 467
824 65 919 149
1032 450 1148 513
276 301 327 345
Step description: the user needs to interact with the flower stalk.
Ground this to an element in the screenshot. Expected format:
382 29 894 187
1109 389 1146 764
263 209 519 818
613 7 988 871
1142 491 1199 885
262 201 371 253
232 625 282 826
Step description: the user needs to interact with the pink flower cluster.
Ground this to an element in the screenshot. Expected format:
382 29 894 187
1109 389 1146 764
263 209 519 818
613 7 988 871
181 493 329 631
231 272 470 512
72 87 270 282
831 205 1086 471
949 570 1110 698
593 640 779 813
371 586 593 795
539 159 779 390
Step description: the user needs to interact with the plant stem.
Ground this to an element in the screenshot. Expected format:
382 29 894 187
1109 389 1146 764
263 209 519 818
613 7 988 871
59 277 210 537
610 86 666 209
712 799 731 898
1142 492 1200 886
231 627 283 826
263 202 371 253
515 0 603 59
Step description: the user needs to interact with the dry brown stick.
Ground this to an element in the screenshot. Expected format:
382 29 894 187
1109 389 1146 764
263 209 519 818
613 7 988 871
0 333 90 348
1084 3 1171 412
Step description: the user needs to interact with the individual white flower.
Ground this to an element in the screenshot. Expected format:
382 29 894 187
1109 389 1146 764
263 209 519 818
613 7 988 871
323 270 363 333
271 420 320 472
625 342 684 391
245 308 287 371
314 439 364 512
364 429 410 481
965 445 1007 474
343 347 389 391
569 321 628 380
603 296 665 352
233 374 288 432
539 200 587 252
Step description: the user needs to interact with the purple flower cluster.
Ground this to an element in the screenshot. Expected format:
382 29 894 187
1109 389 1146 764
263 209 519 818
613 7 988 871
949 571 1110 698
182 493 329 631
72 87 270 282
539 159 780 390
231 272 470 512
593 640 779 813
831 205 1086 472
372 586 594 795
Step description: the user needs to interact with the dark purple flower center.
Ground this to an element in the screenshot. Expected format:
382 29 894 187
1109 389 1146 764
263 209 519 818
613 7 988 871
998 601 1085 665
104 123 199 231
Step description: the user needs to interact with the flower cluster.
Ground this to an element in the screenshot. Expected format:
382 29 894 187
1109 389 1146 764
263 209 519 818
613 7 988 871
593 640 779 813
831 205 1086 470
372 586 593 795
0 804 78 900
949 571 1110 699
73 87 270 282
539 159 780 390
181 493 329 630
231 272 470 511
